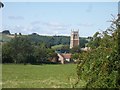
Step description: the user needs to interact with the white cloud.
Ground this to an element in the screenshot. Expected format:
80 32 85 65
3 21 94 36
78 23 94 27
42 21 70 30
28 21 71 35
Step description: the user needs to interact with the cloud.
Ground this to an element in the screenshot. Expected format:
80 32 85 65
42 21 70 30
12 25 27 33
29 21 71 35
8 16 24 20
30 21 70 30
78 23 94 27
3 21 72 36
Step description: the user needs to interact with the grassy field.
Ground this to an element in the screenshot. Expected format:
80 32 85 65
51 44 64 50
2 64 86 88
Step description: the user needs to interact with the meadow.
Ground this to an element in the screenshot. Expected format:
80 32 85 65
2 64 85 88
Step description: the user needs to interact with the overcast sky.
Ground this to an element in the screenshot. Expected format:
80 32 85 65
2 2 118 37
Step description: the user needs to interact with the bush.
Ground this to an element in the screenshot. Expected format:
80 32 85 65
76 17 120 88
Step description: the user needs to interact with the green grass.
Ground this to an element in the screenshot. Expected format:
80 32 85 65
51 44 64 50
2 64 86 88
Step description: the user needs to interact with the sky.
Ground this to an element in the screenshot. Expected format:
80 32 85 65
2 2 118 37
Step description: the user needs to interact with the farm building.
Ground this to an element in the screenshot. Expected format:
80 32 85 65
57 53 72 64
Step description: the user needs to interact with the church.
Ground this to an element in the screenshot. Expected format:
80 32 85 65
57 29 80 64
70 30 79 49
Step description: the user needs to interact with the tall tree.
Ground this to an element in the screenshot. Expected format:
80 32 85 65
10 36 34 64
34 43 48 63
2 43 13 63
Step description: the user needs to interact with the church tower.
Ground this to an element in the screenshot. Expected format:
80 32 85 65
70 29 79 49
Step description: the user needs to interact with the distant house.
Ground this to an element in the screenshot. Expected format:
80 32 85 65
81 47 90 51
57 53 72 64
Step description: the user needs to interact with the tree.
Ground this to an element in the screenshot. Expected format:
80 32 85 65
47 49 59 63
76 15 120 88
9 36 34 64
60 45 70 53
34 43 48 64
70 46 81 53
79 37 88 48
111 14 120 87
87 32 101 49
2 43 13 63
2 30 11 35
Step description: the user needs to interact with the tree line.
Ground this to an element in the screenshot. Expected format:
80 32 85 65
2 33 88 64
1 31 88 48
2 35 58 64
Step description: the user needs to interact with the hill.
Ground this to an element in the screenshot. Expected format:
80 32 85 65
1 32 88 48
0 33 14 42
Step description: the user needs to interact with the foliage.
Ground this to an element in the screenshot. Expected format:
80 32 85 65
87 32 101 49
56 45 70 53
1 33 88 48
1 32 88 64
71 53 79 62
2 43 13 63
70 46 81 53
76 16 120 88
0 34 12 42
47 48 59 62
2 35 61 64
27 35 70 48
8 36 34 64
79 37 88 48
34 43 48 63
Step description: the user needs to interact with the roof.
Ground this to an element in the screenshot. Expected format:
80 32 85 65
55 50 69 54
61 53 72 59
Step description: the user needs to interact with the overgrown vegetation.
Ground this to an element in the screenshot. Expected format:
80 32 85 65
76 15 120 88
